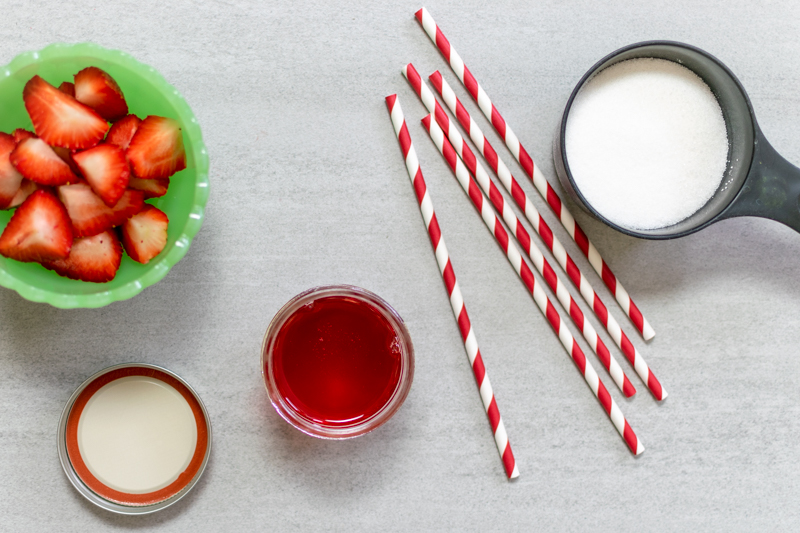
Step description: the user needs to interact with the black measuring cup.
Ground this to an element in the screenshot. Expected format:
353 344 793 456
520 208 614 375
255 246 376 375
554 40 800 239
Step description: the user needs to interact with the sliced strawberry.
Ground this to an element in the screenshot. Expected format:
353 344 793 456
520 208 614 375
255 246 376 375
58 81 75 97
43 230 121 283
0 189 72 262
107 188 145 225
126 116 186 179
74 67 128 122
51 146 83 176
121 205 169 264
8 179 41 209
128 176 169 199
12 129 36 143
10 137 79 186
105 114 141 150
23 75 108 149
0 133 24 209
72 145 129 207
58 182 143 237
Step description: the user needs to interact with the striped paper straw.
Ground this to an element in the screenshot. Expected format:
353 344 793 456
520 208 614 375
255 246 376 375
419 108 636 398
415 7 656 342
403 63 637 398
386 94 519 478
422 113 643 455
421 69 666 401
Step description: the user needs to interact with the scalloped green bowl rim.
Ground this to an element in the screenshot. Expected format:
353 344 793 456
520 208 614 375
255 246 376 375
0 43 209 308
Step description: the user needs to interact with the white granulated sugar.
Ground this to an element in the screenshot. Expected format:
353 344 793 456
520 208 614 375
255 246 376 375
565 58 729 230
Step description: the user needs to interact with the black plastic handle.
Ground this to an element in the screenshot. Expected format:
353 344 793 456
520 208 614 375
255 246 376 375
718 129 800 233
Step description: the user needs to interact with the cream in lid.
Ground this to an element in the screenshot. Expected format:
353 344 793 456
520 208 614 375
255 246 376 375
77 376 198 494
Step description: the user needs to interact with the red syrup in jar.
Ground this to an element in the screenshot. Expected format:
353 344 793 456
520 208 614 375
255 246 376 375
271 295 403 427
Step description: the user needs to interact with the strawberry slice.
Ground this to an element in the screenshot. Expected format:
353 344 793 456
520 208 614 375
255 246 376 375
58 182 143 237
0 189 72 262
128 176 169 199
105 114 141 150
23 75 108 149
10 137 79 186
51 146 83 176
0 133 24 209
43 230 121 283
12 129 36 143
73 145 130 207
8 179 41 209
121 205 169 264
74 67 128 122
126 116 186 179
58 81 75 97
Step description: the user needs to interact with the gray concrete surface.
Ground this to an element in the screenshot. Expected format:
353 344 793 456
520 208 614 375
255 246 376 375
1 0 799 530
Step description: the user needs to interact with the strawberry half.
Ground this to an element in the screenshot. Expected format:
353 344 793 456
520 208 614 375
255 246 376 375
58 182 143 237
0 189 72 262
8 179 41 209
10 137 79 186
43 230 121 283
0 133 24 209
74 67 128 122
23 75 108 149
73 145 130 207
58 81 75 97
51 146 83 176
126 116 186 179
121 205 169 264
105 114 141 150
128 176 169 199
12 129 36 143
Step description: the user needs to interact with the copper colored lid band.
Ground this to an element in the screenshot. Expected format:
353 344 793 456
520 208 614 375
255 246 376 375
65 367 209 506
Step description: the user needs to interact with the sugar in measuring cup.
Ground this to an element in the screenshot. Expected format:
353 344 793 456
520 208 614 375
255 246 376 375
554 40 800 239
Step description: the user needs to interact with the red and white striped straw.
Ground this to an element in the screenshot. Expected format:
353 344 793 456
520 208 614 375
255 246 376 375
418 69 666 401
386 94 519 478
420 111 636 398
403 63 637 398
421 113 643 455
415 7 656 342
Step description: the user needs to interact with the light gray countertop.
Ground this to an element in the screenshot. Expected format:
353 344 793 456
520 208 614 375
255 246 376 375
1 0 799 530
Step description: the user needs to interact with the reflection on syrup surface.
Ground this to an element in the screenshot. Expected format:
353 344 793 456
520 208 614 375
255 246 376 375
272 296 402 427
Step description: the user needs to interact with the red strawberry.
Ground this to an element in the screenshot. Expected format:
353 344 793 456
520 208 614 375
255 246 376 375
0 189 72 262
74 67 128 122
43 230 121 283
8 179 41 209
105 114 141 150
58 182 143 237
73 145 130 207
51 146 83 176
12 129 36 143
0 133 24 209
58 81 75 97
128 176 169 199
126 116 186 179
10 137 79 186
121 205 168 264
23 75 108 149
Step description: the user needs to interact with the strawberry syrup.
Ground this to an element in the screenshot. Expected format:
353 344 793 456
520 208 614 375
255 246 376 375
271 295 403 427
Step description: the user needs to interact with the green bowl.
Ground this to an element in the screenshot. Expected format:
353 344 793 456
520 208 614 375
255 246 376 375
0 43 209 308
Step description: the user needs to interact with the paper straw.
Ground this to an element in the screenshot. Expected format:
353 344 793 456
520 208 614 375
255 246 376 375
403 63 636 398
421 115 636 399
415 7 656 343
414 67 666 402
386 94 519 478
421 113 643 455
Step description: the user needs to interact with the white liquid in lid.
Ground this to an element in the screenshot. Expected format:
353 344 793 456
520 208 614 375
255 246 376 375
77 376 198 494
